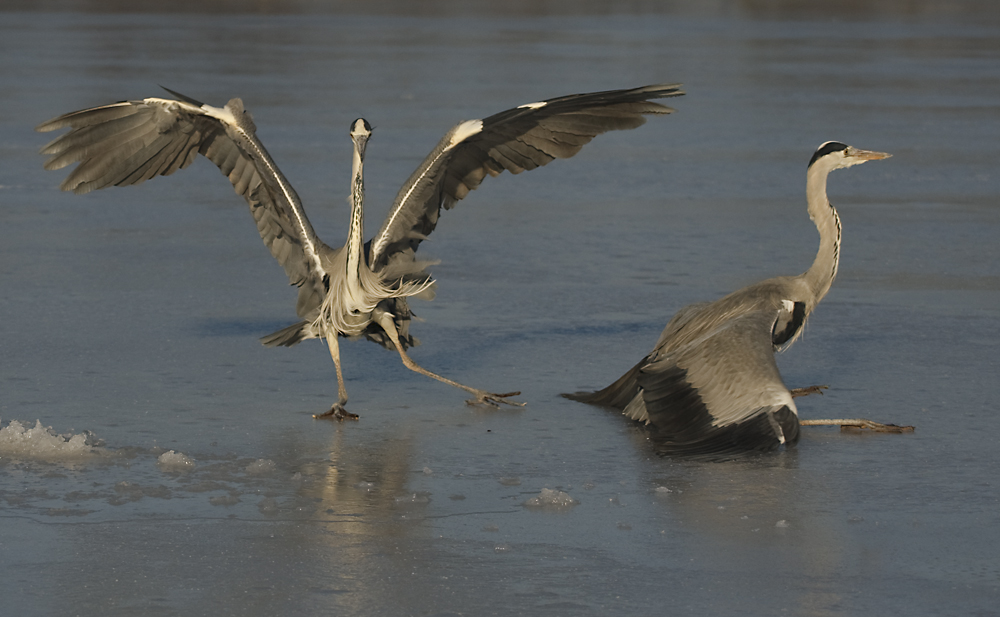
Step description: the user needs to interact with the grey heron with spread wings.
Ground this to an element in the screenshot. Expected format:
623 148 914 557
565 142 912 456
37 84 683 419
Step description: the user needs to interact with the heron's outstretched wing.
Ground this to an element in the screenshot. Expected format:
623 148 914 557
637 309 800 455
36 93 329 318
369 84 684 269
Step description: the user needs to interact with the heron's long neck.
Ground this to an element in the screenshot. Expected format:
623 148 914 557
802 165 841 305
346 146 366 279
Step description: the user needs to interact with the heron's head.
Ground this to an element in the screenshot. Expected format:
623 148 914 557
808 141 891 172
350 118 373 159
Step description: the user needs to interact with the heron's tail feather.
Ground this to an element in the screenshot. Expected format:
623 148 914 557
261 321 311 347
561 358 646 410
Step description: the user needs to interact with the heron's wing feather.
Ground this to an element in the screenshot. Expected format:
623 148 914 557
638 309 798 453
645 404 798 458
38 96 329 318
370 83 683 268
562 356 647 410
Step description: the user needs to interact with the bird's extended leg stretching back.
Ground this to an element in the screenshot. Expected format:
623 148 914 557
311 118 513 419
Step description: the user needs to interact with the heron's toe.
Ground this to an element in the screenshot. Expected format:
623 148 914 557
853 420 914 433
465 391 525 408
313 403 360 421
790 385 829 398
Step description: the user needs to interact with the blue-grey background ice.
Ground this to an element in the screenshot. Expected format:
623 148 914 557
2 3 999 615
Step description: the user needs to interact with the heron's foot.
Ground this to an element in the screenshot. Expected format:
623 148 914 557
800 418 914 433
790 385 829 398
313 403 360 421
465 390 526 408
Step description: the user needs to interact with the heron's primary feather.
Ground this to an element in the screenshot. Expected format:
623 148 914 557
369 84 684 270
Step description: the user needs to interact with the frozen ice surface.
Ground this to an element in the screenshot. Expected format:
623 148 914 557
0 419 102 461
244 458 276 475
394 492 431 506
4 5 1000 617
258 496 279 514
523 488 579 509
157 450 196 472
209 494 241 507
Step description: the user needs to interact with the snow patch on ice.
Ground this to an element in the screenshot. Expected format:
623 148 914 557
157 450 195 472
523 488 578 509
0 419 103 461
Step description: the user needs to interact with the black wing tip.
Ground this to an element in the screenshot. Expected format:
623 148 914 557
636 83 685 97
536 82 685 108
159 85 204 107
648 430 785 460
638 363 799 458
646 406 801 459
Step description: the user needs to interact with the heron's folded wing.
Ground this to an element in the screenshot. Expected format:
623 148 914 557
37 95 328 318
369 84 683 269
638 309 799 455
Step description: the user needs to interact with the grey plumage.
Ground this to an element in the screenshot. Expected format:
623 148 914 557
38 84 684 418
565 142 891 456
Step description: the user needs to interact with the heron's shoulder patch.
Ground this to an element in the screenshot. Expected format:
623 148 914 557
447 119 483 149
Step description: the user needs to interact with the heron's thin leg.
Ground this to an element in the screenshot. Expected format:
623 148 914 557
800 418 914 433
790 385 828 398
376 312 524 408
313 335 359 421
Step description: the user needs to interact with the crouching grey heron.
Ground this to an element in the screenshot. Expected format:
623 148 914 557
564 142 912 456
37 84 683 419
